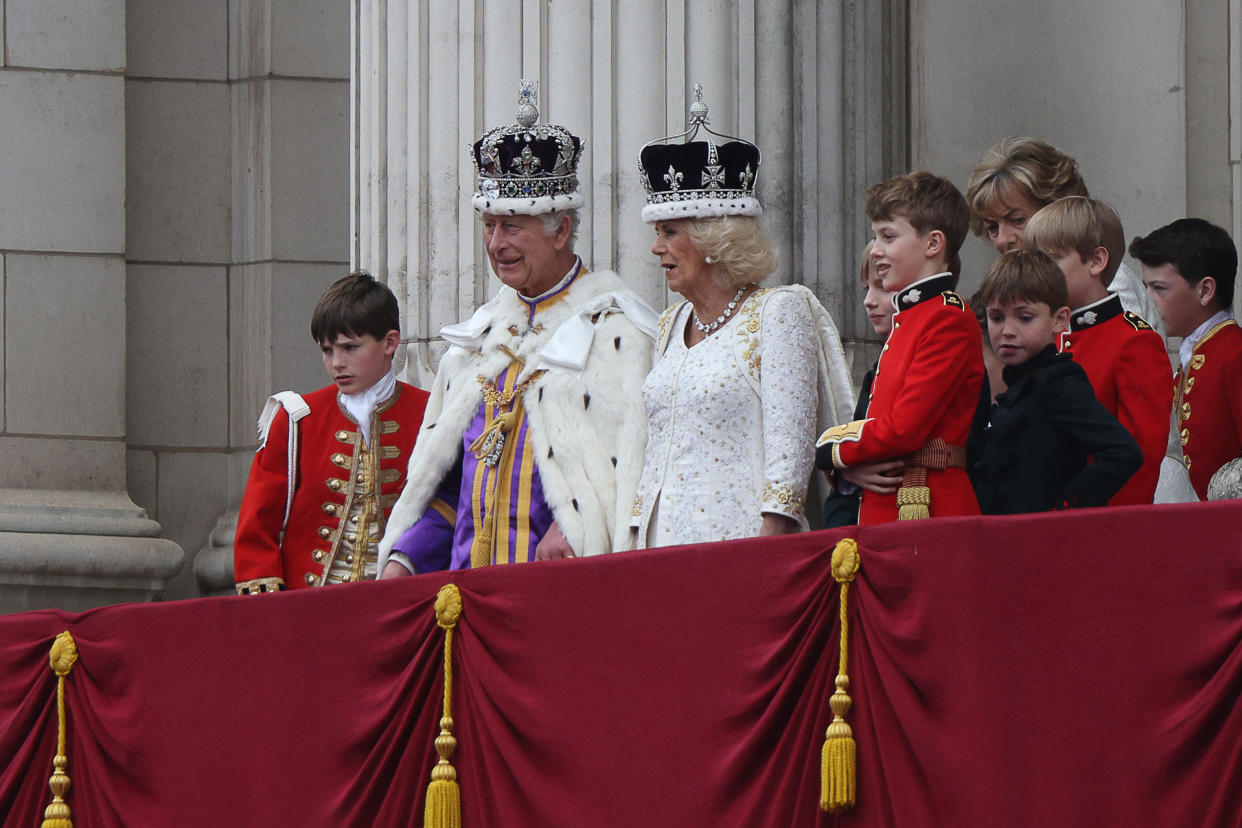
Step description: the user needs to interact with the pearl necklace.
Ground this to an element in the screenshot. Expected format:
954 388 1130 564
693 285 750 334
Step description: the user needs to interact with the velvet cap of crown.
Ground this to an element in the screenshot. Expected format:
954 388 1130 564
638 84 761 223
471 79 584 216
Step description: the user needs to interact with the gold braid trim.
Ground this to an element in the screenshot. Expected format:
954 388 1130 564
425 585 463 828
896 460 930 521
42 631 79 828
234 576 284 595
821 540 860 813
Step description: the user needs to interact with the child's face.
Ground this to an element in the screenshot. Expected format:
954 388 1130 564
321 331 399 395
986 299 1070 367
980 192 1045 254
861 270 896 336
1141 262 1206 338
870 214 938 291
1049 247 1107 309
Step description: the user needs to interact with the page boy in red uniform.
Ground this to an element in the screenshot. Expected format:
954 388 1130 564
1025 196 1171 505
816 172 984 523
233 272 429 593
1130 218 1242 499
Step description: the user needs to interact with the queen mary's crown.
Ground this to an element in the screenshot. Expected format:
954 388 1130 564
471 80 584 216
638 83 762 223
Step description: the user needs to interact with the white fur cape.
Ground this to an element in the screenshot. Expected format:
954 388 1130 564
378 269 657 568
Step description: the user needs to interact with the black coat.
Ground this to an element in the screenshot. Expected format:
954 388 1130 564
969 346 1142 515
822 367 873 528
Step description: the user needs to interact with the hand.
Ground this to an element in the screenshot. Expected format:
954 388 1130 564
534 521 576 561
841 459 905 494
381 559 413 579
758 513 800 536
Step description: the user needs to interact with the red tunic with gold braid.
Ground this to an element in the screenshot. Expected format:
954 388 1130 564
1174 319 1242 498
1057 294 1171 505
816 273 984 524
234 382 428 593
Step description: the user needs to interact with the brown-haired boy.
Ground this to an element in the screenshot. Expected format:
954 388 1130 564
817 171 984 523
1024 196 1171 505
1130 218 1242 498
969 250 1141 513
233 272 430 593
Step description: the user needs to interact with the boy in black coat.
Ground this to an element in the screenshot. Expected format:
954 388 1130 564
969 250 1142 514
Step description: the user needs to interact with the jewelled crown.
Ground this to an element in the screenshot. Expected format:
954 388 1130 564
638 84 762 223
471 80 584 215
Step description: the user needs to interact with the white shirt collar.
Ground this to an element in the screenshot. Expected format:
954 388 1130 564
340 366 397 445
1179 309 1233 370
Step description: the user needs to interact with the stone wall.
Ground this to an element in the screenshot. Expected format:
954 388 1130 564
124 0 352 600
908 0 1240 306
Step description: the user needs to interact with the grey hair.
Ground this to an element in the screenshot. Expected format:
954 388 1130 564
539 209 580 248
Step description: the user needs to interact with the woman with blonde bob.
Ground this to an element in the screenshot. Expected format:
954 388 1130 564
627 90 854 548
965 136 1161 333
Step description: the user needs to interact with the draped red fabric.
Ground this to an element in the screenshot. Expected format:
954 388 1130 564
1 500 1240 827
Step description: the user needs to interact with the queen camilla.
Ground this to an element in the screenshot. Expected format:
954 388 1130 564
628 87 855 548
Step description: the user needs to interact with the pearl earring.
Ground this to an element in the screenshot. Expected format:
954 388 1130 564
704 255 716 264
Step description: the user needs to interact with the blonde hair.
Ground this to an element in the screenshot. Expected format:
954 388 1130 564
965 137 1088 236
1025 196 1124 285
857 241 877 284
683 216 778 289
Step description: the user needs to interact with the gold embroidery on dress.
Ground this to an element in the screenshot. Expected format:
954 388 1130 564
762 480 805 513
735 289 770 380
656 303 681 352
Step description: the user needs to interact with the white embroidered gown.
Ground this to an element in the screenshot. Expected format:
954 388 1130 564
630 288 819 547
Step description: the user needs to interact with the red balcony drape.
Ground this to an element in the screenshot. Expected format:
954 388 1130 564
2 500 1240 827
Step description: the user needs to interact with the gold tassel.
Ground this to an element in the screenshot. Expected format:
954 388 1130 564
425 585 463 828
821 539 860 813
42 631 79 828
896 485 930 521
468 409 520 569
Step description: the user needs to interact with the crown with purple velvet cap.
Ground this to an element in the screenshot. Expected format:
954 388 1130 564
638 83 762 223
471 80 584 216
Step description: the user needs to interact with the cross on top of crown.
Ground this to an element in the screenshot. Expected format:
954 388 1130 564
689 82 709 126
516 80 539 128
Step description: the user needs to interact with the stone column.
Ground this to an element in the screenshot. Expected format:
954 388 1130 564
0 0 183 613
352 1 903 383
